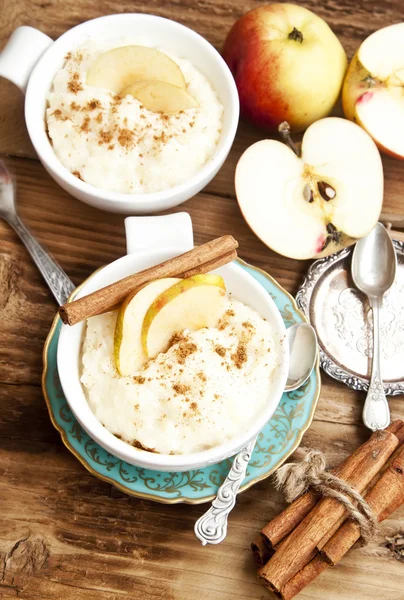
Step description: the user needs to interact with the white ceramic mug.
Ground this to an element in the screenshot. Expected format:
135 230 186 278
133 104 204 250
56 213 289 472
0 15 239 213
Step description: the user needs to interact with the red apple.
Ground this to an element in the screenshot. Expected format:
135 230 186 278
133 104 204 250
222 3 347 132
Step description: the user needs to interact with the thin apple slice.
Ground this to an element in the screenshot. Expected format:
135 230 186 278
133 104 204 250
235 117 383 260
114 277 181 376
142 274 226 359
87 46 186 93
120 80 198 113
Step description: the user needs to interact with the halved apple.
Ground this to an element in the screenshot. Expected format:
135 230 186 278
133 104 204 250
120 80 198 113
87 46 186 93
114 278 180 376
141 274 226 359
235 117 384 260
342 23 404 158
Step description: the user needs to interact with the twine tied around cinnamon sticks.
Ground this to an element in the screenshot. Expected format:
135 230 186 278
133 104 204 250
274 450 379 544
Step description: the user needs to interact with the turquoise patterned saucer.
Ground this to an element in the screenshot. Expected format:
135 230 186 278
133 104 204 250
42 259 320 504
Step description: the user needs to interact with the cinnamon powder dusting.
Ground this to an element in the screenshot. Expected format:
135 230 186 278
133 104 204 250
80 116 91 132
67 72 83 94
133 376 145 384
98 130 113 145
118 128 135 149
172 383 190 395
231 343 247 369
175 342 197 365
215 345 226 357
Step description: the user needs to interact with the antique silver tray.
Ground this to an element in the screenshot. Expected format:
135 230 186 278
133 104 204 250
296 240 404 395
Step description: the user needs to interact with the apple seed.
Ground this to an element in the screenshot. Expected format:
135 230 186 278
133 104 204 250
303 184 314 203
317 181 336 201
288 27 303 43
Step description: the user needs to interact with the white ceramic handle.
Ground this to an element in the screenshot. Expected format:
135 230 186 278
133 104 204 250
0 26 53 93
124 213 194 255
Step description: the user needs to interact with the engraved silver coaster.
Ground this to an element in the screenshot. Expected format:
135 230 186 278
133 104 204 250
296 240 404 395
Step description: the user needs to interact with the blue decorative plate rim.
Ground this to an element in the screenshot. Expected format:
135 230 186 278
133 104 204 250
42 258 321 504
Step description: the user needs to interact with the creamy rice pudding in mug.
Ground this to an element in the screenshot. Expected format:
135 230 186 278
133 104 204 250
46 41 224 194
80 286 277 455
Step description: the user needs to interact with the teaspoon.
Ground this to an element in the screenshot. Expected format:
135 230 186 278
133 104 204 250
351 222 397 431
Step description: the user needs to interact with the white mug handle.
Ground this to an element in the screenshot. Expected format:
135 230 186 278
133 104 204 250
0 26 53 93
124 213 194 255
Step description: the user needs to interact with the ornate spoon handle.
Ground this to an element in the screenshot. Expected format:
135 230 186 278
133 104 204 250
363 297 390 431
194 437 256 545
9 214 75 306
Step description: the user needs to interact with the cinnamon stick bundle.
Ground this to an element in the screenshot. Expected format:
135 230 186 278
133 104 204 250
258 424 403 594
279 443 404 600
59 235 238 326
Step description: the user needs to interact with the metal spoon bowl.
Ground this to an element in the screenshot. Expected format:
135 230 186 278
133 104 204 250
194 322 318 546
351 222 397 431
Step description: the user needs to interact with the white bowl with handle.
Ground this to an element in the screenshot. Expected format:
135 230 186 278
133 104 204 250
56 213 289 472
0 15 239 213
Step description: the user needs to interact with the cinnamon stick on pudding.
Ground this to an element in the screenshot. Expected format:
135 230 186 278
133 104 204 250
59 235 238 326
278 443 404 600
258 425 402 594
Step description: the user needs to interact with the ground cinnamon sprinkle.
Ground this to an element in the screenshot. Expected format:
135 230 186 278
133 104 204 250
175 342 197 365
190 402 198 411
85 99 102 111
118 128 135 149
226 309 235 317
67 72 83 94
197 371 207 382
242 321 254 330
215 345 226 357
70 101 81 111
95 112 103 124
72 170 82 179
108 144 115 150
52 109 68 121
231 343 247 369
98 130 113 145
172 383 190 395
80 116 90 132
133 376 145 384
169 332 187 347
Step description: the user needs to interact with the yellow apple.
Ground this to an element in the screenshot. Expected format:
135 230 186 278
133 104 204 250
141 274 226 359
114 278 180 376
87 46 186 93
120 80 198 113
222 3 347 132
342 23 404 159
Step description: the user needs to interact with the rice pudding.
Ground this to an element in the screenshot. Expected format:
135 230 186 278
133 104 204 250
81 299 277 455
46 42 223 194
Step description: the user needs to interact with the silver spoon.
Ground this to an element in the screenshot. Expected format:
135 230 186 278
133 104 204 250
194 322 317 546
351 222 397 431
0 160 74 305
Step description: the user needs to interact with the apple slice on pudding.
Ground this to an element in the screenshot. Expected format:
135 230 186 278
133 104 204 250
142 274 226 359
120 80 198 113
87 45 186 93
235 117 384 260
114 277 181 376
343 23 404 159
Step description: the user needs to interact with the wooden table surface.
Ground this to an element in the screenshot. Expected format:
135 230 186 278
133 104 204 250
0 1 403 599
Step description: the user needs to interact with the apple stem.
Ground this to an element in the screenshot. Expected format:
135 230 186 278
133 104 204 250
288 27 303 43
278 122 300 157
